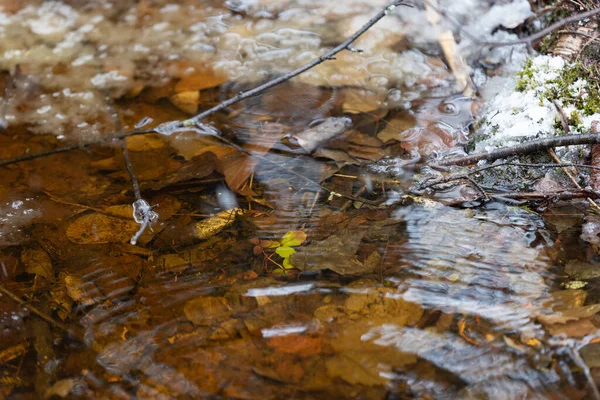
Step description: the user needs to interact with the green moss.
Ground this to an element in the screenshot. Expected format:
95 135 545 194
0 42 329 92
543 63 600 116
516 59 600 126
515 58 535 92
569 111 582 127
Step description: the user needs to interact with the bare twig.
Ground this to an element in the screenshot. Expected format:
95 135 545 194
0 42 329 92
479 7 600 48
179 1 411 129
0 285 66 331
0 1 408 208
424 0 600 49
0 129 154 167
490 190 597 201
419 161 600 189
435 133 600 166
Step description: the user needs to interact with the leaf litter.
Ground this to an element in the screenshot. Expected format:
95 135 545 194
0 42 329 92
1 0 600 399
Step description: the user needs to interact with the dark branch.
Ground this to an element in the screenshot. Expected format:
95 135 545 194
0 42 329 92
434 133 600 166
419 161 600 190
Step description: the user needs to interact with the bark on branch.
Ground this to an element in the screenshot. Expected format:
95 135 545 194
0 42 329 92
434 133 600 166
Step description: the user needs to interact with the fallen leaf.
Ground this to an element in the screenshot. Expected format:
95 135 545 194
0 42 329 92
537 304 600 325
140 152 216 191
280 231 307 247
376 113 416 143
174 69 228 92
283 117 352 153
342 89 384 114
184 296 232 325
64 275 96 306
194 208 242 240
169 90 199 114
125 134 167 152
291 230 367 275
546 318 598 338
43 378 78 399
66 213 140 244
21 248 54 281
564 260 600 280
266 335 322 357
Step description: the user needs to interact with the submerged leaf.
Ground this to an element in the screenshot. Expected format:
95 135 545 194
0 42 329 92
66 213 140 244
194 208 242 240
21 248 54 281
275 246 296 259
280 231 307 247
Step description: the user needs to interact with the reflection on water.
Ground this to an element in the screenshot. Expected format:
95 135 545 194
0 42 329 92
0 0 598 399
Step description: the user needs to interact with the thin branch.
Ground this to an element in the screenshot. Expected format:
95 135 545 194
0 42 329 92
0 129 154 168
0 1 408 207
424 0 600 49
491 190 598 200
478 7 600 48
435 133 600 166
419 161 600 189
0 285 66 331
180 0 411 129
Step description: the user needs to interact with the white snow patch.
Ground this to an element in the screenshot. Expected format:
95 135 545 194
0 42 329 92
475 55 600 152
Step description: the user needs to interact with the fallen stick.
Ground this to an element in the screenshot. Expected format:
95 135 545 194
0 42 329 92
0 1 409 208
434 133 600 166
419 161 600 189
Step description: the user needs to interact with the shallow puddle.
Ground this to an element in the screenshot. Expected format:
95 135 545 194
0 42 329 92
0 1 599 399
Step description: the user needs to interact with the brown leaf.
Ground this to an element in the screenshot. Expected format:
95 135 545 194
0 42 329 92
184 296 232 325
174 69 228 92
141 152 216 191
546 318 598 338
291 230 367 275
537 304 600 325
66 213 140 244
169 90 199 114
220 152 257 194
266 335 322 357
125 134 167 152
194 208 242 240
21 248 54 281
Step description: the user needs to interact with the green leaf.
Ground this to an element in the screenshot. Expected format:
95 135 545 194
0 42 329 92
276 246 296 259
280 231 307 247
283 258 295 270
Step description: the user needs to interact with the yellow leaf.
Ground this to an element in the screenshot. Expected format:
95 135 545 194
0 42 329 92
280 231 307 247
194 208 242 240
276 246 295 259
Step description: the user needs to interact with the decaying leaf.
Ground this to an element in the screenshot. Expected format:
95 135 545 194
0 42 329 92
194 208 242 240
64 275 96 306
0 341 30 364
184 296 232 325
21 248 54 281
125 134 167 152
283 117 352 154
376 113 416 143
169 90 199 114
140 152 216 191
291 230 367 275
66 213 140 244
564 260 600 280
342 89 384 114
174 69 228 92
537 304 600 325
